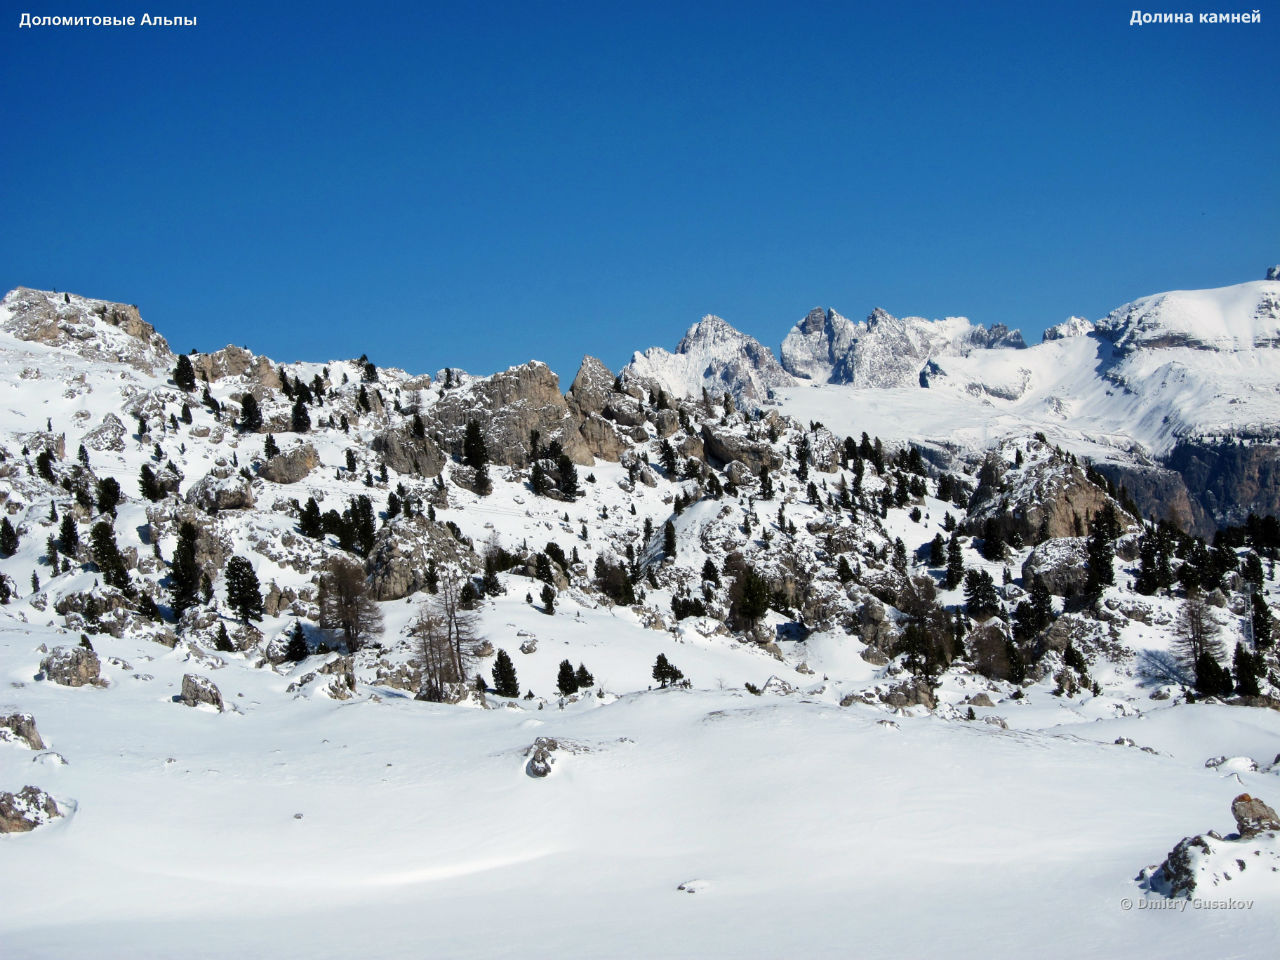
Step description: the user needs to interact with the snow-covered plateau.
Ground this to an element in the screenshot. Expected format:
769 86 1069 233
2 280 1279 957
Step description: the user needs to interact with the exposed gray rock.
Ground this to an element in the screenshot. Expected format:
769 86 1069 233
365 517 470 601
259 443 319 484
0 785 61 834
565 356 617 418
0 713 46 750
180 673 224 712
577 413 627 462
1232 793 1280 838
81 413 128 452
700 425 781 475
191 345 282 389
186 462 254 511
880 679 936 711
1022 537 1090 597
525 737 558 778
39 646 102 687
370 428 445 478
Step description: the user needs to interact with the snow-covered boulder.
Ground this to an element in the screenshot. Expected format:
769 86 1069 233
39 645 102 687
259 443 319 484
1022 537 1089 597
0 786 61 834
185 463 254 511
1233 793 1280 838
180 673 224 712
0 713 46 750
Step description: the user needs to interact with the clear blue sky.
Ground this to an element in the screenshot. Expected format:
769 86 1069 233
3 1 1276 384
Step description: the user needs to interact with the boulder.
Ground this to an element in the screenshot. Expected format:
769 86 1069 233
0 713 46 750
1021 538 1090 597
700 425 781 475
370 428 445 478
180 673 224 712
81 413 128 452
1232 793 1280 838
260 443 319 484
185 463 254 511
39 646 102 687
0 785 61 834
880 679 936 711
525 737 558 778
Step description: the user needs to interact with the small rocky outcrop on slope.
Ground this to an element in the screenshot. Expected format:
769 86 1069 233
0 713 46 750
1137 794 1280 899
180 673 224 712
39 646 103 687
0 287 171 374
186 462 255 511
0 785 62 834
259 443 319 484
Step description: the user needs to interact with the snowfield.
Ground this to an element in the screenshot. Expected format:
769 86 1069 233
1 283 1279 957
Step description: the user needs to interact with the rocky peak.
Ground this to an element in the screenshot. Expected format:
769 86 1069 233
1042 316 1095 342
1 286 171 374
780 307 857 382
1266 265 1279 281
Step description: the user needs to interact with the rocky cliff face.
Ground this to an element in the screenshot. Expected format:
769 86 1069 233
1 287 171 374
780 306 1026 387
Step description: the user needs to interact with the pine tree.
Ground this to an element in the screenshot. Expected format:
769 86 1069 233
89 521 131 594
557 453 579 499
758 466 774 501
491 649 519 697
733 566 771 628
462 420 492 496
1252 593 1273 649
556 659 579 696
238 393 263 432
1234 641 1261 697
59 513 79 556
963 569 1000 621
285 621 308 662
0 517 18 557
264 433 280 459
173 353 196 392
659 440 678 475
291 397 311 433
663 520 677 560
574 663 594 689
1174 588 1224 679
224 556 264 623
652 653 684 688
701 558 720 586
541 583 556 614
299 497 323 539
170 521 201 615
214 622 235 653
944 533 965 589
96 476 122 515
139 464 163 501
929 533 946 567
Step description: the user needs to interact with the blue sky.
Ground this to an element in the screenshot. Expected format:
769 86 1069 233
3 1 1276 383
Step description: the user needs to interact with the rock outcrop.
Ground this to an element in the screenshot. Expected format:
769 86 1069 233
0 713 46 750
259 443 319 484
180 673 224 712
370 429 445 478
0 785 61 834
39 646 102 687
186 462 255 511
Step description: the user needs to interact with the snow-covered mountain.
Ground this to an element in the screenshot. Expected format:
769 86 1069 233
622 314 797 403
780 305 1026 387
2 280 1280 957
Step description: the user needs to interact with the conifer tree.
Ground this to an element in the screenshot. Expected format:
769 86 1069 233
574 663 594 689
491 649 519 697
225 556 264 623
139 464 163 501
264 434 280 459
238 393 263 432
652 653 684 688
0 517 18 557
214 622 235 653
557 453 579 499
1234 641 1261 697
663 520 677 560
173 353 196 392
285 621 308 662
541 583 556 614
944 533 965 589
170 521 201 615
59 513 79 556
89 521 131 594
556 659 579 696
929 533 946 567
96 476 122 516
291 397 311 433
